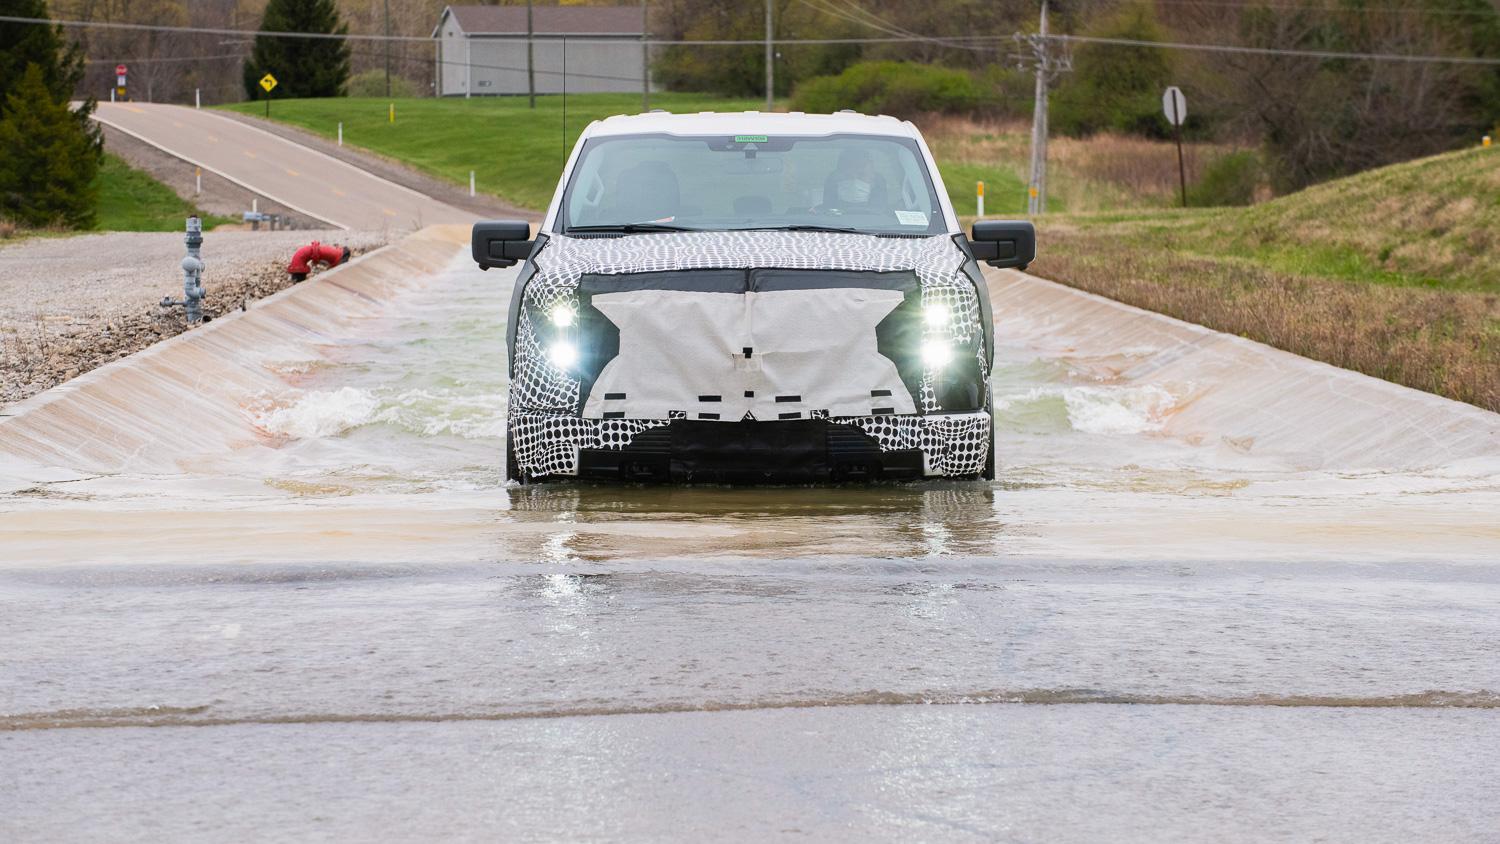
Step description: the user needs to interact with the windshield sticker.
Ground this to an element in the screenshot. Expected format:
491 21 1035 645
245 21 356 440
733 135 768 143
894 210 928 226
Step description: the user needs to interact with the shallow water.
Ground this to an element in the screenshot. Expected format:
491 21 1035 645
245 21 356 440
3 253 1499 840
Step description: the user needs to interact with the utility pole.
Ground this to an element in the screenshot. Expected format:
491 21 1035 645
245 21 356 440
383 0 392 99
1017 0 1069 216
527 0 536 109
764 0 773 112
641 0 650 111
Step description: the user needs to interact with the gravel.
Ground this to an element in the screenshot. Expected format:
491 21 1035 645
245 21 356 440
0 229 387 407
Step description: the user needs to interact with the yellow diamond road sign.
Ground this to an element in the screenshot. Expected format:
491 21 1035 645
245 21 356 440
259 73 278 93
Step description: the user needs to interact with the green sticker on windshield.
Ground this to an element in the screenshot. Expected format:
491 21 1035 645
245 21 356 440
733 135 768 143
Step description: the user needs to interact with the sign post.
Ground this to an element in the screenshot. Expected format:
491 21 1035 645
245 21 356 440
259 73 278 118
114 64 127 102
1163 86 1188 207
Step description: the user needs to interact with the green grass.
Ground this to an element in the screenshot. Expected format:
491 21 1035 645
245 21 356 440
1030 145 1500 410
222 94 1059 218
941 162 1060 217
222 94 766 212
93 153 236 232
1046 145 1500 292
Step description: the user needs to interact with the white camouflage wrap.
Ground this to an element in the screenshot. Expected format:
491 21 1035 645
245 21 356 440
510 231 991 478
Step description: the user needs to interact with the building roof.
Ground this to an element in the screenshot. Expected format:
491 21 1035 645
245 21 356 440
586 111 916 139
436 5 645 37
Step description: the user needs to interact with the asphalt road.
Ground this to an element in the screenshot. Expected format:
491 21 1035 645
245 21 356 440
92 102 473 231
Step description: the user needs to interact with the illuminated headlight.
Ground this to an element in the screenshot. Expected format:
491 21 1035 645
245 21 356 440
547 341 579 369
549 303 576 327
921 339 953 368
922 303 950 328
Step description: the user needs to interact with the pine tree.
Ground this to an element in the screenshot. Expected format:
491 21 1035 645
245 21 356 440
243 0 352 100
0 0 86 105
0 64 100 228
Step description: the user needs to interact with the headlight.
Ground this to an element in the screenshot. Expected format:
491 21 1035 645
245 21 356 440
548 341 579 369
921 339 952 368
922 303 950 328
549 303 576 327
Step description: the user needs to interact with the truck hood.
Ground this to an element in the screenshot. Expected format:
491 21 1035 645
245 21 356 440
534 231 967 282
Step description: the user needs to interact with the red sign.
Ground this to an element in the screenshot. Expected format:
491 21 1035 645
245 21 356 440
115 64 127 76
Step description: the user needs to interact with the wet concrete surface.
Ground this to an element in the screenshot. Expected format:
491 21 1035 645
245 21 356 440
2 238 1498 840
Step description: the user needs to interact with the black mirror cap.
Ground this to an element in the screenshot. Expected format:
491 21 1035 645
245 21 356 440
969 220 1036 270
472 220 534 269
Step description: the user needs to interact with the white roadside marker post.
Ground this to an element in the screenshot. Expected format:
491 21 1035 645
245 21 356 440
195 88 200 109
195 167 201 196
976 181 985 218
470 170 476 198
338 122 343 147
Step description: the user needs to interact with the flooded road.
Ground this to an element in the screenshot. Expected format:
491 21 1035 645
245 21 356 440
3 248 1499 841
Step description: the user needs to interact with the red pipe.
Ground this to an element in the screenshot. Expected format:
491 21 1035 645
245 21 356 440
288 242 351 281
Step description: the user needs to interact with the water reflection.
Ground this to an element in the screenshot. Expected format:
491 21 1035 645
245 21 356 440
501 483 1004 561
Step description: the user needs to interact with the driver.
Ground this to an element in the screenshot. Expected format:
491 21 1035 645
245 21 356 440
822 148 888 211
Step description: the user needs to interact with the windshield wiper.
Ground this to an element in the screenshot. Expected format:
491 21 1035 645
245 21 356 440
745 224 861 234
746 224 925 237
566 222 698 234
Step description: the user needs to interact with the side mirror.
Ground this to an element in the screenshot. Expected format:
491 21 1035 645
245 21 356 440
969 220 1036 270
472 220 534 270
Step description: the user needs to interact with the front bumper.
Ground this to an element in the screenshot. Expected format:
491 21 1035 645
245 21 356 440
508 410 992 483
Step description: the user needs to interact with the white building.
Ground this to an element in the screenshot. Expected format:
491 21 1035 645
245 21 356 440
432 5 649 97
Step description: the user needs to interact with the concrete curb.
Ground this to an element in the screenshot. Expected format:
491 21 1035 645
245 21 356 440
989 269 1500 470
0 225 469 484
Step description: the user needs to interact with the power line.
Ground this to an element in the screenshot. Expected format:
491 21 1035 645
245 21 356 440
1149 0 1500 18
797 0 988 52
7 13 1500 67
1051 32 1500 66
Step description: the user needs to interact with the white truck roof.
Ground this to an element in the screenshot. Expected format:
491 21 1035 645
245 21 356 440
585 110 918 139
544 110 957 232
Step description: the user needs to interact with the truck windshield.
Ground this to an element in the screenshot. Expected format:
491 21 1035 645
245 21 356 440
560 133 946 236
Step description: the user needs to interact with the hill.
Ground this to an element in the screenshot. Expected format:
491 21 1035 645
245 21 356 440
219 95 1049 218
1031 145 1500 411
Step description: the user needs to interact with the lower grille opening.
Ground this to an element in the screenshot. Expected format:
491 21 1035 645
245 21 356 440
574 420 924 484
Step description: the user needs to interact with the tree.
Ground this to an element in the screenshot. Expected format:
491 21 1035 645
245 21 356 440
0 64 101 228
1051 2 1176 138
0 0 86 105
243 0 352 99
1198 0 1500 190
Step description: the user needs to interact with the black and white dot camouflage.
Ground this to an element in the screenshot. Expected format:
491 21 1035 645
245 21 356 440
509 231 990 477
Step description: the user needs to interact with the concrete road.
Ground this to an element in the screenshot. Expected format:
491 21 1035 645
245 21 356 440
92 102 473 231
4 231 1499 840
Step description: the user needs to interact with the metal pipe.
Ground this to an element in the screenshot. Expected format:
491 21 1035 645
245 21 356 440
764 0 773 112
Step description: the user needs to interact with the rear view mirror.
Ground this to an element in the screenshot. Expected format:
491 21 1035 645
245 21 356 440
472 220 534 270
969 220 1036 270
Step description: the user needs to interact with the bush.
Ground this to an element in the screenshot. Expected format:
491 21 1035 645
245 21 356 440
1050 3 1176 138
1187 150 1263 207
347 69 420 98
0 64 100 228
244 0 351 99
791 61 981 118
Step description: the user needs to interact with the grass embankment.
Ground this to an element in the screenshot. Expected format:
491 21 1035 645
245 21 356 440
1031 146 1500 411
221 96 1197 217
94 153 236 231
223 94 761 211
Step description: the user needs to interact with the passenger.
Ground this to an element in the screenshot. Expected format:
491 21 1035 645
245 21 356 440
822 148 888 212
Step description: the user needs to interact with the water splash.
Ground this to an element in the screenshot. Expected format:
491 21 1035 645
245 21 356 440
994 384 1185 435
